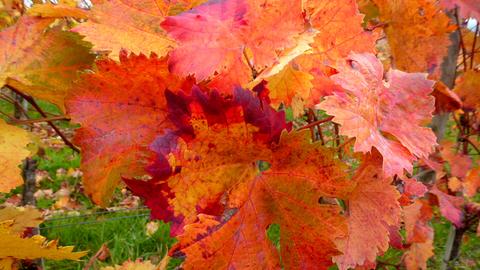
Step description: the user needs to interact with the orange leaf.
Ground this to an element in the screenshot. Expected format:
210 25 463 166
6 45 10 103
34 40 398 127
0 16 94 111
454 70 480 110
464 167 480 197
334 151 401 270
72 0 180 59
373 0 455 76
169 130 352 269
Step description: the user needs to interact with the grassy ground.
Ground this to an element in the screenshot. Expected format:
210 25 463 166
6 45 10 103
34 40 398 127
40 210 176 270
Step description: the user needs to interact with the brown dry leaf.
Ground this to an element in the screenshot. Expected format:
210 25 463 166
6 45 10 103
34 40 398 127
101 259 164 270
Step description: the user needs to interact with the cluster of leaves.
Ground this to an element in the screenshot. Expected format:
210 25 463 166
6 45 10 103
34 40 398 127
0 0 480 269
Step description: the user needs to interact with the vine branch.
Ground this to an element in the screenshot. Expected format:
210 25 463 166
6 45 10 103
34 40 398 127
8 87 80 153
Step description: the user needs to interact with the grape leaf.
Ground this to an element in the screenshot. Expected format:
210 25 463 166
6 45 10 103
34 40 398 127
305 0 378 66
334 151 401 270
0 224 86 261
440 0 480 19
162 0 304 92
0 119 32 193
27 2 88 19
66 51 192 205
403 239 434 270
169 130 352 269
454 70 480 110
126 87 291 232
266 64 314 106
464 167 480 197
431 81 462 114
318 53 436 176
440 141 472 179
403 199 434 270
430 186 464 227
404 200 433 243
0 16 94 111
373 0 455 76
101 259 164 270
0 207 86 268
0 207 42 234
72 0 183 59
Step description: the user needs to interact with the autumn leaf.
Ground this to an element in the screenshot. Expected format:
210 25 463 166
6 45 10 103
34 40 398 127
72 0 182 59
403 199 434 270
126 87 291 233
101 259 165 270
66 51 192 205
400 178 428 205
404 239 434 270
0 207 42 234
27 2 88 19
440 0 480 19
0 0 22 30
169 130 352 269
304 0 378 66
404 200 433 243
431 81 462 114
454 70 480 110
464 167 480 197
0 206 86 269
430 186 464 227
0 16 94 111
266 64 314 106
0 119 32 193
318 53 437 176
440 140 472 179
162 0 305 92
0 223 86 262
334 151 401 270
373 0 455 76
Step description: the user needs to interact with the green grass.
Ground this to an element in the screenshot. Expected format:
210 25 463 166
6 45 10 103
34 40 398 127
40 210 177 270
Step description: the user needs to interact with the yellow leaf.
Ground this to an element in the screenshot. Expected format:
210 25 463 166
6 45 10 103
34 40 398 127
27 2 88 19
373 0 455 76
0 119 31 193
0 223 87 261
267 64 313 106
0 207 42 234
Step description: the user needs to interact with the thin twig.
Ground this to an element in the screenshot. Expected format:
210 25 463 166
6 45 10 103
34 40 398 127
298 116 334 130
0 109 16 121
336 137 355 151
462 136 480 154
9 115 70 125
243 47 258 79
455 9 468 71
471 21 479 69
9 87 80 153
0 93 30 118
